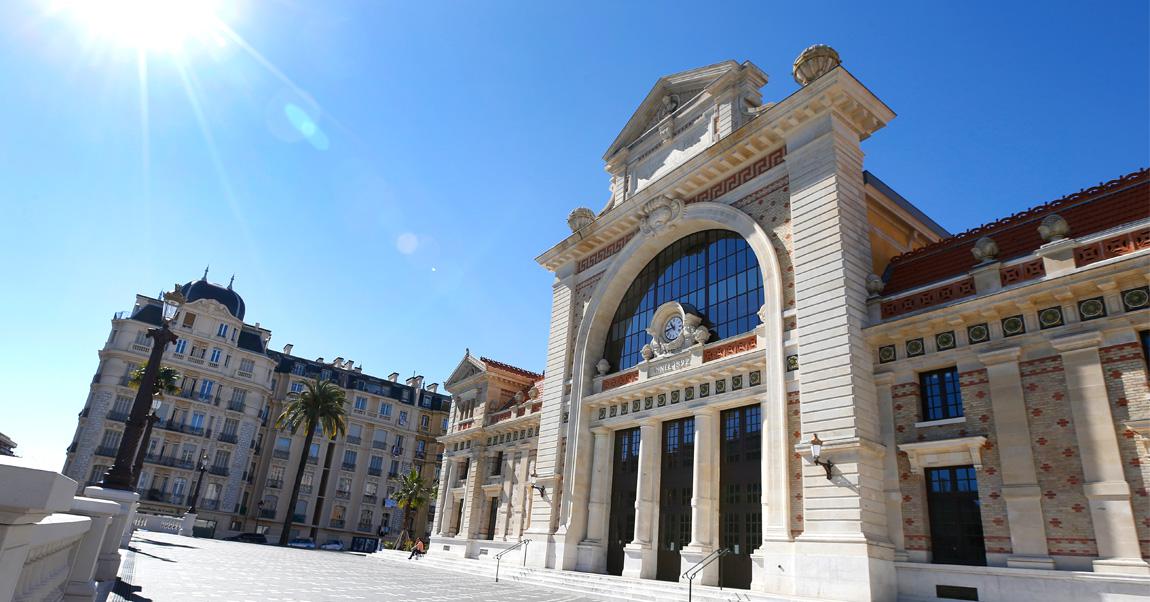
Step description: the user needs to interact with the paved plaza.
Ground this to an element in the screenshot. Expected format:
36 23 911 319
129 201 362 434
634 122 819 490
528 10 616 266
112 531 594 602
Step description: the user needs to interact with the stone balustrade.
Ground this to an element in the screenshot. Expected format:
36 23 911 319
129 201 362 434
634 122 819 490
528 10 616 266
132 513 182 534
0 457 130 602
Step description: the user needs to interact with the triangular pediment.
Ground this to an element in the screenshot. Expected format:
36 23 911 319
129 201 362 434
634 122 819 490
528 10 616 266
603 61 742 161
444 353 486 389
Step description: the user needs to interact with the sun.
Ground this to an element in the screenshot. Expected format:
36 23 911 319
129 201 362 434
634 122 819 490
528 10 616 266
59 0 225 53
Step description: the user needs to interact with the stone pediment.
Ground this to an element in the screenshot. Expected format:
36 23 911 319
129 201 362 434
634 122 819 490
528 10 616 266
603 61 743 162
445 353 486 388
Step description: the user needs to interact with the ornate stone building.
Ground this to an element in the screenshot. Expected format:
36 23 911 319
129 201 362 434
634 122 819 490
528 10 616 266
62 273 450 550
431 46 1150 601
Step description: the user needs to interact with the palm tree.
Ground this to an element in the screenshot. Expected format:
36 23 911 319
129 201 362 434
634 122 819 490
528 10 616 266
127 363 181 401
275 378 347 546
391 468 434 549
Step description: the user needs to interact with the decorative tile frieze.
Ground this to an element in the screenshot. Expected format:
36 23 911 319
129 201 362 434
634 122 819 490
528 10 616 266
731 375 742 391
1000 258 1045 287
685 148 786 205
670 390 680 403
1038 307 1064 330
1002 315 1026 337
699 383 710 398
1074 227 1150 267
684 386 694 401
881 278 977 319
749 371 761 386
967 323 990 344
1077 297 1107 321
906 338 925 358
786 354 799 372
602 370 638 391
576 230 637 274
935 331 956 351
703 335 757 362
715 379 726 395
1121 286 1149 311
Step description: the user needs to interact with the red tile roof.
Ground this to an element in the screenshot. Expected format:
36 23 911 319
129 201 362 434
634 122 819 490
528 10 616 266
882 169 1149 296
480 357 544 381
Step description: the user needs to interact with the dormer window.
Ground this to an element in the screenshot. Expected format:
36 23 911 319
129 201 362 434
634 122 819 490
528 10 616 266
182 312 196 328
217 323 228 338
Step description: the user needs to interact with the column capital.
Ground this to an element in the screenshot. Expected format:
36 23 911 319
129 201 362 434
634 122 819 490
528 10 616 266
873 371 895 386
590 426 612 436
693 405 720 418
977 346 1022 366
637 418 660 428
1051 331 1103 353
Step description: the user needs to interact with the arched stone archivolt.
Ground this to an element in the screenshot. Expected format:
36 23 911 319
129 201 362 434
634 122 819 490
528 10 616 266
556 199 793 556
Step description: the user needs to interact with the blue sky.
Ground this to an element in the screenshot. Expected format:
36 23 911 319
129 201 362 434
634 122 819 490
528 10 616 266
0 1 1146 471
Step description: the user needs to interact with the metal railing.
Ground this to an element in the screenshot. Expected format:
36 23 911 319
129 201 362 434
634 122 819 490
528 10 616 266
682 547 730 602
218 432 239 444
493 539 531 582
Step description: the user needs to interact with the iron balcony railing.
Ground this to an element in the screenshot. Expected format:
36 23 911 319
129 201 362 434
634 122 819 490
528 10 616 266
259 508 276 519
227 401 246 413
208 465 229 477
201 499 220 511
368 467 382 476
341 462 357 471
272 449 290 460
292 513 307 523
299 485 313 495
362 494 377 505
95 445 118 457
371 441 388 450
334 491 350 500
346 436 362 446
106 410 131 422
329 519 345 529
218 432 239 444
356 522 373 532
266 478 283 489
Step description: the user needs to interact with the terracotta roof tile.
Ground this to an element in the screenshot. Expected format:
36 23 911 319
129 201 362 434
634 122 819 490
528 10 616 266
883 169 1149 295
479 357 544 381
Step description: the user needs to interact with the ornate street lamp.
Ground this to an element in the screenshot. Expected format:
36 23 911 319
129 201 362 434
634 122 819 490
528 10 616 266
129 397 164 487
809 433 834 480
187 451 209 514
99 288 184 491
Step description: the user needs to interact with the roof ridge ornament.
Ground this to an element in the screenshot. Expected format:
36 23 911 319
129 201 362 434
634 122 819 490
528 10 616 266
202 265 209 281
792 44 841 86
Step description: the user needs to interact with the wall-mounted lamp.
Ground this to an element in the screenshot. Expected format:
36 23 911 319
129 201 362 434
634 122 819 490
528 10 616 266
530 473 546 497
809 434 833 480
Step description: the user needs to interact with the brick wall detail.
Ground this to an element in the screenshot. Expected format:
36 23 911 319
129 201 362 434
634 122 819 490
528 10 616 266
1100 342 1150 558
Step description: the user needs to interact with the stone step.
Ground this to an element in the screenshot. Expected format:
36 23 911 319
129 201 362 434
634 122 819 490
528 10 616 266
371 549 814 602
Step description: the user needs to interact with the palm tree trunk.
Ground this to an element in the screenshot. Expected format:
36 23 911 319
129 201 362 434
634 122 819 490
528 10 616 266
278 421 316 546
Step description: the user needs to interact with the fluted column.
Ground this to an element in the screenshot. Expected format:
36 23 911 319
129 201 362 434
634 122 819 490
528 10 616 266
585 427 613 543
1051 332 1149 575
623 418 660 579
977 347 1054 569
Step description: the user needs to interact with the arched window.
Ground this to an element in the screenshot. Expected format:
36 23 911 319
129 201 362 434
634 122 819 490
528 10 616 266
604 230 764 372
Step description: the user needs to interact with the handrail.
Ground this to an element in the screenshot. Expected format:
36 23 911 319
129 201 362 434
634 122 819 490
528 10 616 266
682 547 730 602
494 539 531 582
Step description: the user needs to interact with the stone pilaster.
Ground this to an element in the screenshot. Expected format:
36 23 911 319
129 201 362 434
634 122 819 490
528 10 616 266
577 427 612 572
458 450 485 540
977 347 1055 569
623 419 660 579
525 265 576 566
875 372 907 562
681 407 720 585
431 455 453 535
785 112 894 601
1051 332 1149 575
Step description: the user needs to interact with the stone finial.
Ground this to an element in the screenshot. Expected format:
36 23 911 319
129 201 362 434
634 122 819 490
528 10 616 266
567 207 596 233
865 273 885 297
595 358 610 376
693 326 711 346
1038 213 1070 242
971 236 999 263
640 344 654 362
793 44 842 86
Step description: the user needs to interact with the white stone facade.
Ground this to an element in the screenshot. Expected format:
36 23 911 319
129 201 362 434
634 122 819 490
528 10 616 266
430 48 1150 602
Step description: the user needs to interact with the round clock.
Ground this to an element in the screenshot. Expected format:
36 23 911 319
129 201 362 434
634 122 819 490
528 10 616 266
663 315 684 341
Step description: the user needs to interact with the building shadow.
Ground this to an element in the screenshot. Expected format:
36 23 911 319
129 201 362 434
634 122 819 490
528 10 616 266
136 537 198 549
126 547 177 563
112 578 153 602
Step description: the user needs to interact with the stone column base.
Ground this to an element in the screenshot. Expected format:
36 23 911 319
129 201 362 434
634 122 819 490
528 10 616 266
680 545 717 586
82 486 139 582
622 542 656 580
575 541 606 573
751 536 895 602
1006 555 1055 570
1094 557 1150 575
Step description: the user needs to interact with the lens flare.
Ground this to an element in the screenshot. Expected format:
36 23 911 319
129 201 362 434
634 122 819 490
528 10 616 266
59 0 224 53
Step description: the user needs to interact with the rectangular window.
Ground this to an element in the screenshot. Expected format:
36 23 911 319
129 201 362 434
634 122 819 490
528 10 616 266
217 323 228 337
99 429 122 449
373 430 387 445
420 415 429 429
239 358 255 373
398 411 408 426
416 439 426 453
349 424 362 439
343 450 357 466
231 388 247 403
190 412 205 430
370 455 383 470
337 477 352 494
174 339 188 354
199 380 215 400
926 466 986 566
275 436 291 451
491 451 503 476
290 381 304 394
210 348 222 363
380 403 392 418
355 396 368 410
394 435 404 449
1141 330 1149 372
291 363 306 376
309 443 320 459
182 312 196 328
920 367 963 421
213 449 230 467
441 418 448 432
364 481 378 496
389 460 399 476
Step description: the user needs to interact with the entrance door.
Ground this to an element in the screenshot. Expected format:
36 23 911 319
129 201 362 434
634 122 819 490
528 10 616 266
926 466 986 566
719 404 761 589
485 497 499 540
607 427 639 576
657 417 694 582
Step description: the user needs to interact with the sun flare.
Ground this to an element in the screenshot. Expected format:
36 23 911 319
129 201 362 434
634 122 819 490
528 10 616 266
59 0 224 52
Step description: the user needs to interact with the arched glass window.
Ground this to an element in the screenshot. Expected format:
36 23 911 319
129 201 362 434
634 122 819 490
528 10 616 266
604 230 764 372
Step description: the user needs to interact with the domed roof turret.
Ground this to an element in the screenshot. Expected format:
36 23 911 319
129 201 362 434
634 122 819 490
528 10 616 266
180 270 246 320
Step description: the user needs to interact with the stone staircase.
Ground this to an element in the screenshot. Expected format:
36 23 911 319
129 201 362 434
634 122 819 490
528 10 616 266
371 549 821 602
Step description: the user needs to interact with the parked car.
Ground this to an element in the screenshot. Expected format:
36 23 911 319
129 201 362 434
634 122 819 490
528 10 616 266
222 533 267 544
287 538 316 549
319 540 345 551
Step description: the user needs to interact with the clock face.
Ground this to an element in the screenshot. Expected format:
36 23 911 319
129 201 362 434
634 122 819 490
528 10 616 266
663 315 684 341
